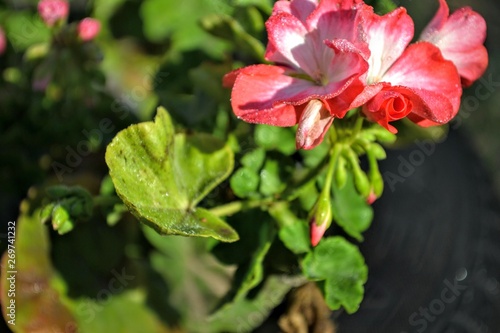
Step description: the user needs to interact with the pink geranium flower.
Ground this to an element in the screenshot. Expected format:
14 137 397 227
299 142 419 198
0 27 6 55
420 0 488 87
224 0 370 149
38 0 69 27
355 5 462 132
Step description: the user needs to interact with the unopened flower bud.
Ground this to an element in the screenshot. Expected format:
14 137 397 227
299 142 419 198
309 193 332 247
38 0 69 27
78 18 101 42
296 99 333 150
366 190 377 205
0 27 6 55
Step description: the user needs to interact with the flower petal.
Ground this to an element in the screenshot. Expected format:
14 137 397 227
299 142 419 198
264 12 317 76
382 42 462 124
420 0 488 86
273 0 318 25
306 0 368 48
230 46 367 127
363 86 414 133
361 6 414 83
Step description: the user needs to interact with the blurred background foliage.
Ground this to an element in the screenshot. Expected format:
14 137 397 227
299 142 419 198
0 0 499 332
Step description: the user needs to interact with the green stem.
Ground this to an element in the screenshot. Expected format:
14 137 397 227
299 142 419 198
209 198 276 217
323 143 342 195
353 115 364 136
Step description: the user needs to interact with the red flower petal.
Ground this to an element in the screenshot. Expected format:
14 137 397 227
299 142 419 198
361 6 414 83
420 0 488 87
363 87 414 133
382 42 462 125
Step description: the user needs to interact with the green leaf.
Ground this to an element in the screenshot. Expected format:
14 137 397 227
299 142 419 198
230 167 260 198
233 222 275 301
302 237 367 313
208 275 298 333
241 148 266 172
279 222 310 255
105 107 238 242
4 12 50 51
254 124 296 155
140 0 227 55
331 174 373 241
200 13 266 61
269 202 311 254
76 291 170 333
259 156 288 196
143 226 232 331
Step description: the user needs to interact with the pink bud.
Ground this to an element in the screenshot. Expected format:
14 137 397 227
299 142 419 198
310 219 328 247
0 27 6 55
309 194 332 247
366 190 377 205
78 18 101 42
38 0 69 27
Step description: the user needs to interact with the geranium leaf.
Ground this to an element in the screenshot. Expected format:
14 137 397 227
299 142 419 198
302 237 368 314
331 174 373 241
106 107 238 242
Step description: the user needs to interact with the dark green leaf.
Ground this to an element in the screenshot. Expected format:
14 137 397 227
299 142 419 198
331 173 373 241
230 167 260 198
254 124 296 155
302 237 367 313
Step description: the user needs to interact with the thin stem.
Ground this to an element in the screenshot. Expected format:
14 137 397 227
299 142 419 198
208 198 275 217
353 115 364 136
323 143 342 195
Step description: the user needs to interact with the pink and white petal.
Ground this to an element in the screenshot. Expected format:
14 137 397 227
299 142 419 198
296 100 334 149
421 6 487 85
383 42 462 122
420 0 449 39
422 6 486 52
306 1 364 44
323 39 369 87
361 7 414 83
444 46 488 87
273 0 318 25
264 12 317 75
230 65 306 126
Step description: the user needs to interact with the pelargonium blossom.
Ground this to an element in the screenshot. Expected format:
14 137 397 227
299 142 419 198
354 5 463 132
38 0 69 27
78 18 101 42
224 0 371 149
224 0 487 144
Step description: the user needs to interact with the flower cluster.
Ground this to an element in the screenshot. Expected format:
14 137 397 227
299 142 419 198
224 0 488 149
38 0 101 41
